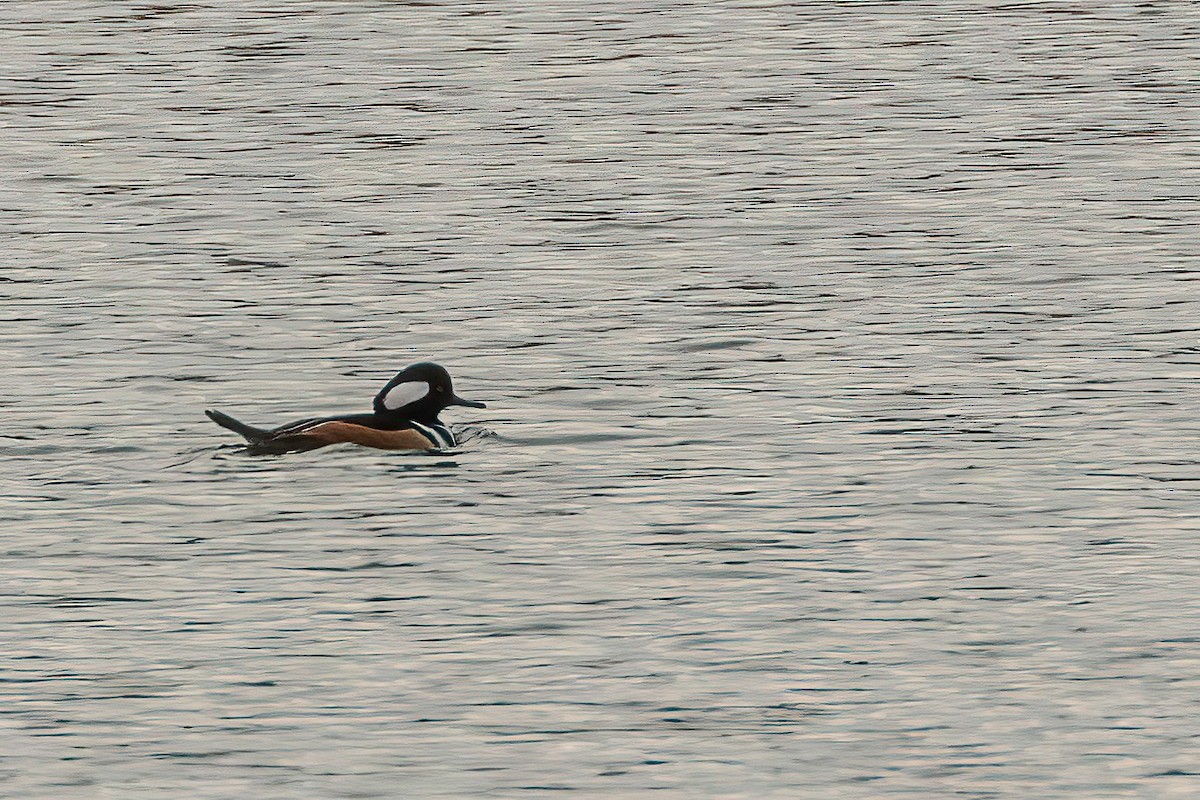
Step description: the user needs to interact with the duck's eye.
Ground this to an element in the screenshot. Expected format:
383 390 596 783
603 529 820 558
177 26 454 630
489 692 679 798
436 386 444 393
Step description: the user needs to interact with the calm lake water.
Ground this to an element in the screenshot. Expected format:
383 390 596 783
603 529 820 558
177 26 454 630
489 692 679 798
3 2 1199 797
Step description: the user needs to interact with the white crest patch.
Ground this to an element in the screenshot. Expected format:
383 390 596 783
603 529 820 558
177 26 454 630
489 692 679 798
382 381 429 410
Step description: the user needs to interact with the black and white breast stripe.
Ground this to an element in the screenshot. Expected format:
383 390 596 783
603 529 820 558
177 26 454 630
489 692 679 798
408 420 455 449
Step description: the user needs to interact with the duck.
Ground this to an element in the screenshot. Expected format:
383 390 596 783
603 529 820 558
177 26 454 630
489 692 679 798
205 362 485 454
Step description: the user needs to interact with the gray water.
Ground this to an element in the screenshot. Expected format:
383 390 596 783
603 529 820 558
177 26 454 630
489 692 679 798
3 2 1199 798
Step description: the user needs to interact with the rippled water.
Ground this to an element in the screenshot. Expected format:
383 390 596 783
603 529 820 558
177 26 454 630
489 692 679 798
4 3 1200 797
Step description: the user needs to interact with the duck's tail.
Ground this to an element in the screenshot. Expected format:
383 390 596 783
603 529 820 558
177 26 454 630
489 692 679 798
205 409 268 442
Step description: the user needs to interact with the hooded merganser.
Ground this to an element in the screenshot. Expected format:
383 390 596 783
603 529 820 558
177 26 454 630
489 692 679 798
205 362 485 454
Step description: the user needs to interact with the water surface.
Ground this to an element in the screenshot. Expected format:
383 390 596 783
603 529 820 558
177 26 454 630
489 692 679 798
3 3 1200 797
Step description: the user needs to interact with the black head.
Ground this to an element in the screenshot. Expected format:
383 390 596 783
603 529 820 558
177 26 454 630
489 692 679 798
372 362 486 422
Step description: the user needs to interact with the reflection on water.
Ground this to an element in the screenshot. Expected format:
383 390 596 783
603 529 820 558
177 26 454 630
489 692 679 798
3 2 1199 797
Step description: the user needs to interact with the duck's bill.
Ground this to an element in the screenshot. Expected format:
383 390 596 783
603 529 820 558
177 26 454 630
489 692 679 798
450 395 486 409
